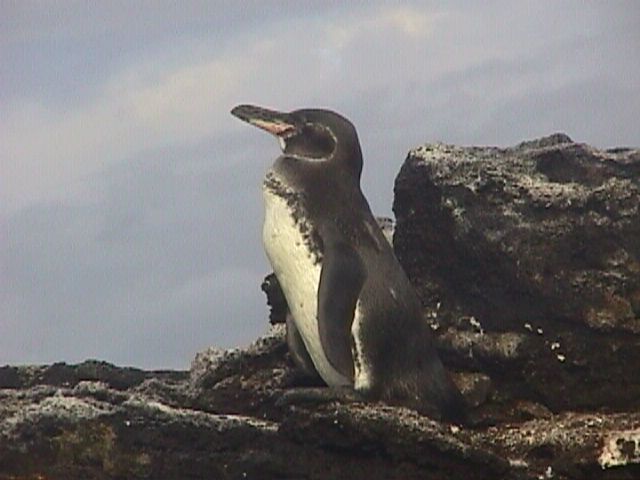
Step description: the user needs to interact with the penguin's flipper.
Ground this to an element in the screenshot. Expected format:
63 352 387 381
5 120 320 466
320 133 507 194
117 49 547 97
317 242 366 381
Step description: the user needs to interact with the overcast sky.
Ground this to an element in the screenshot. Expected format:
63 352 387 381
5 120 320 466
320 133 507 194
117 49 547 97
2 1 638 369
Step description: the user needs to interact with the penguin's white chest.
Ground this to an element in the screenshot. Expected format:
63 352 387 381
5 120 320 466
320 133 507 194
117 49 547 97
262 186 352 387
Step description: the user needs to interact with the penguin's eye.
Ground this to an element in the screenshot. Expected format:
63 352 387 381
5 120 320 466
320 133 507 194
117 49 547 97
284 124 336 159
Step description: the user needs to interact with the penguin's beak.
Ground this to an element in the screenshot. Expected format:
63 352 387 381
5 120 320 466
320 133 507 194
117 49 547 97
231 104 298 138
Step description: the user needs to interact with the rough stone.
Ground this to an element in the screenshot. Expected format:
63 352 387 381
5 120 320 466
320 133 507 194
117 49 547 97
393 134 640 415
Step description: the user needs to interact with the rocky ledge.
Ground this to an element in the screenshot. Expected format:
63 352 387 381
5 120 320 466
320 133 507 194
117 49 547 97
1 135 638 479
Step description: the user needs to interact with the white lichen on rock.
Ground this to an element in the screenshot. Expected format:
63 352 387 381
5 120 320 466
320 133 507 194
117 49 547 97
0 387 115 438
190 324 286 387
598 428 640 469
124 396 278 433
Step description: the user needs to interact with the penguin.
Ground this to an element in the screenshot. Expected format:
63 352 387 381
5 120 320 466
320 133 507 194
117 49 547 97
231 104 467 423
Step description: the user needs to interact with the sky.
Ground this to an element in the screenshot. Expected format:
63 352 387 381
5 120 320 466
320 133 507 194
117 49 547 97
1 1 639 369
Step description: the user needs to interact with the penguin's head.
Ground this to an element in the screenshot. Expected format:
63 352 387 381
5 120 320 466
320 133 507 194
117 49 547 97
231 104 363 179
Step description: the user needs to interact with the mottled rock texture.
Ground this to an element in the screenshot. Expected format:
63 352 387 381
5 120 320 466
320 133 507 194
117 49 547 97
393 134 640 415
1 135 638 480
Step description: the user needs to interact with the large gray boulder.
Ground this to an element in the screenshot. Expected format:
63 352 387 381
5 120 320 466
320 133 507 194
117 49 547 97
393 134 640 415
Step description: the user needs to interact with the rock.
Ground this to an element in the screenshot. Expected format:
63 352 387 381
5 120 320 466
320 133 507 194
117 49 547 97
1 135 638 479
453 371 493 408
261 274 289 325
0 359 187 391
393 134 640 415
375 215 395 245
2 348 639 479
